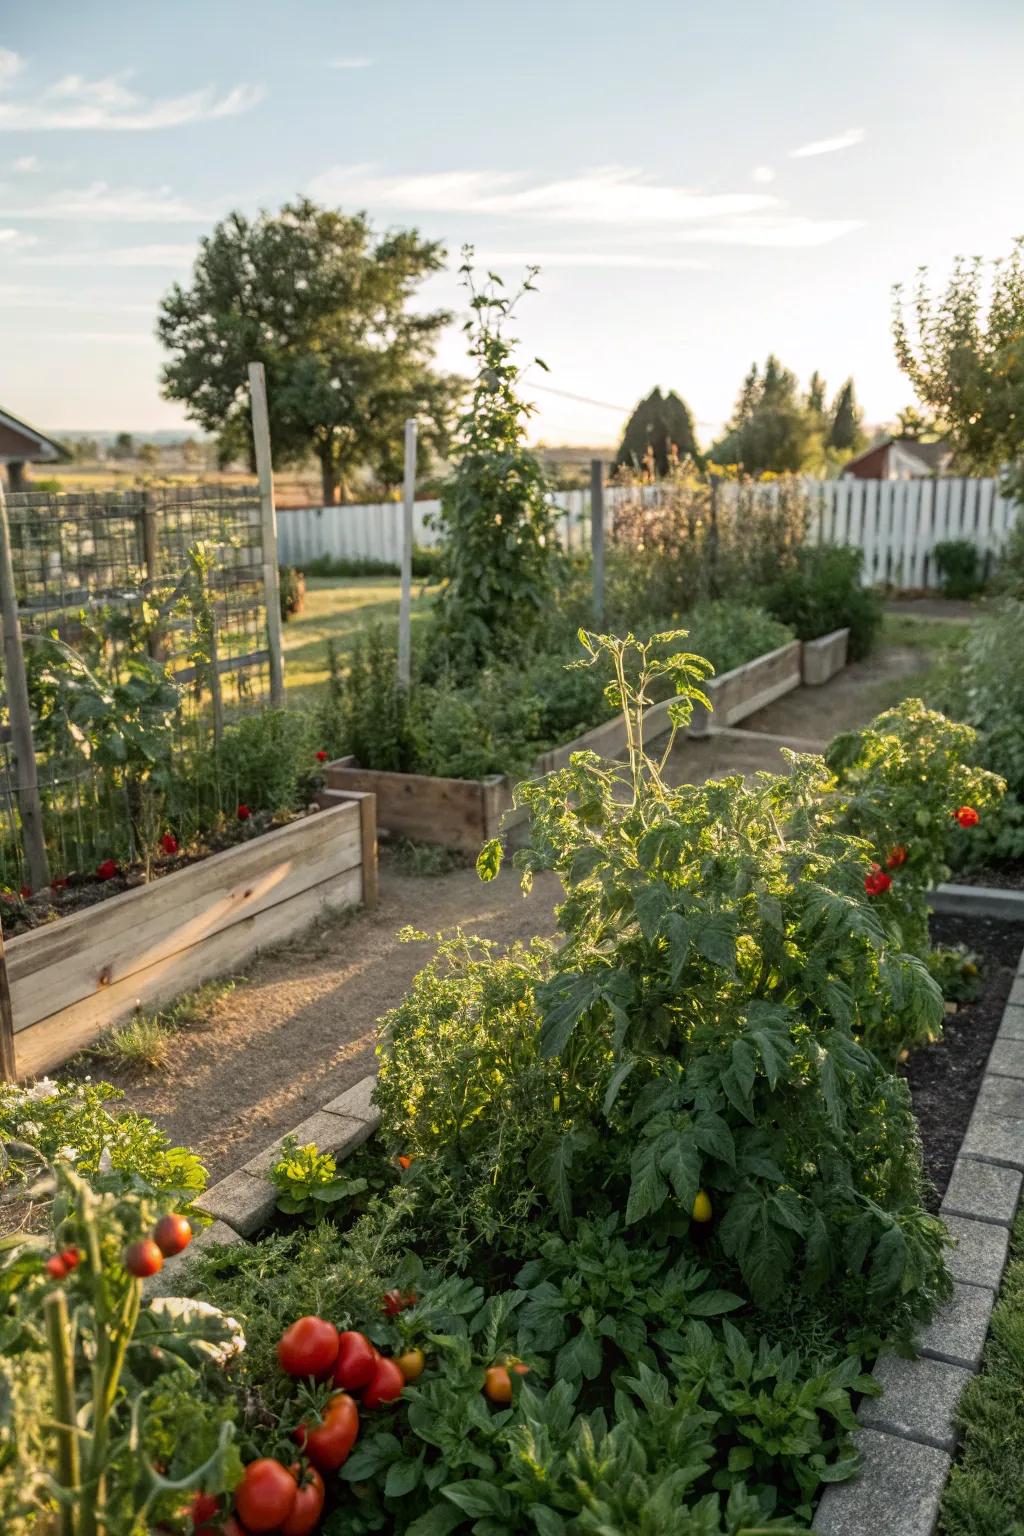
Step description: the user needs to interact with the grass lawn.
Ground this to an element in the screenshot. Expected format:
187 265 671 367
857 611 972 716
281 575 438 705
940 1206 1024 1535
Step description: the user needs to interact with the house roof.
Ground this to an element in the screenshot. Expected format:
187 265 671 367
843 434 952 476
0 406 71 464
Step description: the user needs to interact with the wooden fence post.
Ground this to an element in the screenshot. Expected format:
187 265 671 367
248 362 286 708
590 459 605 625
140 489 166 661
0 482 49 893
0 913 15 1082
397 418 417 689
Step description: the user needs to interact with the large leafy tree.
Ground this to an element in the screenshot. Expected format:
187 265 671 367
710 355 817 475
158 198 458 504
616 387 699 475
892 239 1024 491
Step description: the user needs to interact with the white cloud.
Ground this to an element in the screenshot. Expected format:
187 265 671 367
0 283 154 311
13 153 38 172
329 57 372 68
751 165 775 184
0 53 263 130
28 243 194 268
309 163 778 225
309 163 860 247
0 227 37 249
0 49 23 86
789 127 865 158
8 181 205 221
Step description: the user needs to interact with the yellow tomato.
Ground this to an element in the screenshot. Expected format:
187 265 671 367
691 1190 713 1223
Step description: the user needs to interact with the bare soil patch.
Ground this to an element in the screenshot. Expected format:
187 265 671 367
89 854 560 1181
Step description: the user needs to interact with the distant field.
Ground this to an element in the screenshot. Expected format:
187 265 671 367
23 461 324 508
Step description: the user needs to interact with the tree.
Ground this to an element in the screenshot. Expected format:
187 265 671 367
895 405 941 441
138 442 160 469
827 378 865 452
616 387 699 475
428 256 560 676
710 355 816 475
180 437 202 466
111 432 134 461
158 198 459 505
892 239 1024 490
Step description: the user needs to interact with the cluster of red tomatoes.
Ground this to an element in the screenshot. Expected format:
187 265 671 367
197 1299 531 1535
122 1213 193 1278
864 806 979 897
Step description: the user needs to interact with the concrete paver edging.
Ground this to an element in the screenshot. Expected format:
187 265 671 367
813 935 1024 1535
149 1074 381 1294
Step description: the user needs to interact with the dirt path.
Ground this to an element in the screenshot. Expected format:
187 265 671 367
108 859 560 1181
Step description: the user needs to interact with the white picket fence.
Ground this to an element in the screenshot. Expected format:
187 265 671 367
277 477 1019 590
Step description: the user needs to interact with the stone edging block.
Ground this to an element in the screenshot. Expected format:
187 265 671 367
929 884 1024 923
815 932 1024 1535
195 1074 380 1237
813 1428 951 1535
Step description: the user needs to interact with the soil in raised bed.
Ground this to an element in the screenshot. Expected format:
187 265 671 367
947 858 1024 893
905 911 1023 1208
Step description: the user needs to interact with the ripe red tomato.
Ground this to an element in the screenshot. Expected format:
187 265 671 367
186 1490 221 1533
332 1329 376 1390
483 1365 513 1404
886 845 907 869
122 1239 164 1278
45 1254 68 1280
237 803 251 822
153 1213 192 1257
362 1355 405 1409
234 1459 297 1533
381 1287 416 1318
160 832 179 855
293 1391 359 1473
955 805 980 828
277 1316 340 1380
315 750 328 763
281 1467 324 1536
96 858 118 881
60 1247 81 1270
396 1154 412 1170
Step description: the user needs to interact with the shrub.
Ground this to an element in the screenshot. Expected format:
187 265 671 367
765 544 883 659
684 601 794 676
181 707 321 823
933 537 983 599
301 546 442 580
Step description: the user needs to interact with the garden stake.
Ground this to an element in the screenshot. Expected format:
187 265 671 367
44 1286 81 1536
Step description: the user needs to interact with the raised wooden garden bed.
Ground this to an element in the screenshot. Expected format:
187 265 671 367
10 796 375 1079
802 627 850 686
688 639 803 737
325 641 817 850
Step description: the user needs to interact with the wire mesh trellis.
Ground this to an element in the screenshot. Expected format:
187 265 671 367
0 484 273 889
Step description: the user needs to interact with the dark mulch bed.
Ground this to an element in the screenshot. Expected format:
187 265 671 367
906 911 1024 1207
948 858 1024 892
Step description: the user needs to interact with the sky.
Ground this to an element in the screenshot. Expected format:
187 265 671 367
1 0 1023 448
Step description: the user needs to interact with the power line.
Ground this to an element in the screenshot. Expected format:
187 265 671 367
527 380 717 428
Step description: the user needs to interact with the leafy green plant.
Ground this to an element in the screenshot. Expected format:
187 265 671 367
0 1079 207 1214
933 539 983 599
268 1135 369 1223
928 944 983 1005
765 545 883 660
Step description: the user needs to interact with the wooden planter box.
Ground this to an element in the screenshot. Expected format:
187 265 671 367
10 796 375 1079
688 640 803 737
801 627 850 686
324 758 512 857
